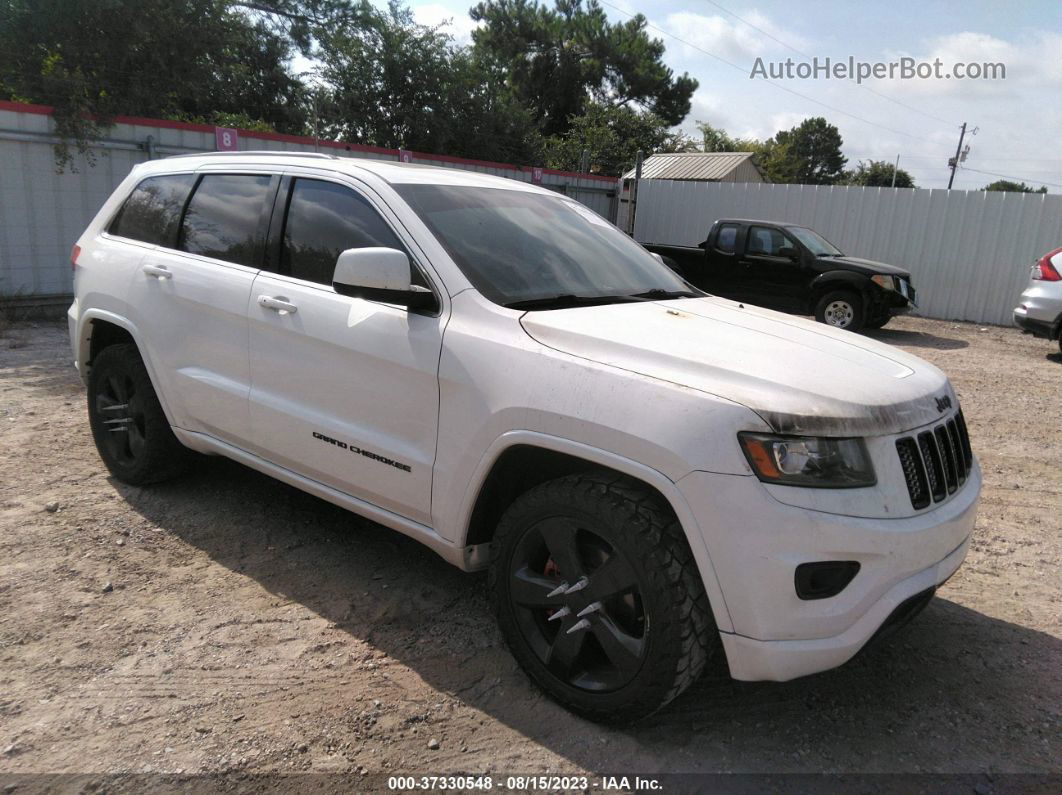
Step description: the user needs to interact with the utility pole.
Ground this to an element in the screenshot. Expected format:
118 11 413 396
627 149 644 236
947 122 967 190
891 154 899 188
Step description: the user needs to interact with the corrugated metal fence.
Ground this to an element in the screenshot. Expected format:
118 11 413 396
0 101 620 300
633 179 1062 326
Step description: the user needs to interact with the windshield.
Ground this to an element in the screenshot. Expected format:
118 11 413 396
786 226 843 257
394 184 692 307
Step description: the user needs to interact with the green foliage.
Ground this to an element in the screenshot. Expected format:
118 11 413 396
843 159 916 188
0 0 307 170
759 117 847 185
469 0 697 137
695 121 760 154
544 103 695 176
982 180 1047 194
315 1 541 162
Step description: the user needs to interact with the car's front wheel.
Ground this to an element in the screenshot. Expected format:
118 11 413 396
87 343 192 485
815 290 865 331
489 471 715 722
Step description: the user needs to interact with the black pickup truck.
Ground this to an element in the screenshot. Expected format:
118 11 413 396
645 218 916 331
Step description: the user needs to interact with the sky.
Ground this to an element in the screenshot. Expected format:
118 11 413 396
358 0 1062 191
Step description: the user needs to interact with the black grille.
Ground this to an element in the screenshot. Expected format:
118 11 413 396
896 438 929 509
896 411 973 510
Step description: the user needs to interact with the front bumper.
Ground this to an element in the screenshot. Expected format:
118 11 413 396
719 536 968 680
676 460 980 682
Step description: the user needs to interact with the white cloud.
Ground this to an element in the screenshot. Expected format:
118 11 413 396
661 9 810 65
872 31 1062 99
413 3 479 45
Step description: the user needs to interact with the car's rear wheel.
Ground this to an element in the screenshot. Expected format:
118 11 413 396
87 344 192 485
489 471 715 722
815 290 865 331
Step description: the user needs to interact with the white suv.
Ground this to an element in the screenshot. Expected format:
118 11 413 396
68 152 980 721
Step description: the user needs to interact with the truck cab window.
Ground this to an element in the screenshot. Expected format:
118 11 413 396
746 226 792 257
715 224 739 253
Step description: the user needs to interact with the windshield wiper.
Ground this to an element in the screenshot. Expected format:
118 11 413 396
627 288 702 300
503 293 647 311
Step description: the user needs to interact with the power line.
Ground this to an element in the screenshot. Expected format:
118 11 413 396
699 0 954 127
598 1 935 142
847 151 1062 163
958 166 1062 189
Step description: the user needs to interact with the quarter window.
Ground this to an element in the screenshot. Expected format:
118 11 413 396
109 175 196 247
281 179 408 286
179 174 272 267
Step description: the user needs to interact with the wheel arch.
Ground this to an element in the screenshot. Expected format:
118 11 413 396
809 270 872 303
456 432 735 632
78 310 178 426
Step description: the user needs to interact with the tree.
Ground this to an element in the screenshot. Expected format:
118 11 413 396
543 103 695 176
759 117 846 185
469 0 697 138
0 0 306 168
843 159 916 188
315 1 541 162
983 180 1048 194
695 121 761 154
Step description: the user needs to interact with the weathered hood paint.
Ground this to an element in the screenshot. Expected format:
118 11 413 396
821 256 912 279
520 297 955 436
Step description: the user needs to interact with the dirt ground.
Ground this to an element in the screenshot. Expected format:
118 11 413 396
0 316 1059 787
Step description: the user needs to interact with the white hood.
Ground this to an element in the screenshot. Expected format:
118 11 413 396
520 297 955 436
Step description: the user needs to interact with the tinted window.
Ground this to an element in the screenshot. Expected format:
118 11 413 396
110 175 196 246
746 225 792 257
281 179 407 286
395 184 689 306
179 174 272 267
715 224 739 253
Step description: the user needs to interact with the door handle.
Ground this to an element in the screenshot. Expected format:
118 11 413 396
142 264 172 279
257 295 298 315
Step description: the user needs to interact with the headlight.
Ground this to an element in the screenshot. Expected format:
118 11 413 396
871 274 896 291
738 433 876 488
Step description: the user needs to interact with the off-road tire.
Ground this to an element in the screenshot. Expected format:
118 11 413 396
814 290 865 332
489 471 716 723
87 344 192 485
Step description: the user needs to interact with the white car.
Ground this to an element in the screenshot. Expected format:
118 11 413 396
1013 246 1062 354
68 152 980 721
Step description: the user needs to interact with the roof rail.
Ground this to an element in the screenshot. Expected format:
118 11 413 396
164 150 340 160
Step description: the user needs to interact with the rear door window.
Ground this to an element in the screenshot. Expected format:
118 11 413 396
179 174 273 267
280 178 412 286
715 223 740 253
109 174 196 247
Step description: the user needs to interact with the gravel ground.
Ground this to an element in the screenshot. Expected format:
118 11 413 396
0 316 1058 788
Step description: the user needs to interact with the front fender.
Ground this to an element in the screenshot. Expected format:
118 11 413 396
453 430 736 633
810 269 871 295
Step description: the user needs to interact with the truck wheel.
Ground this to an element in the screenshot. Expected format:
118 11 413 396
87 344 192 485
489 471 715 722
815 290 865 331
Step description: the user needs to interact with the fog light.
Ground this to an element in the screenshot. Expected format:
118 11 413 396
795 561 861 600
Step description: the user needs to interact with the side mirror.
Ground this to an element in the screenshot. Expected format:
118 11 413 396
777 246 799 259
332 247 436 312
650 252 665 265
